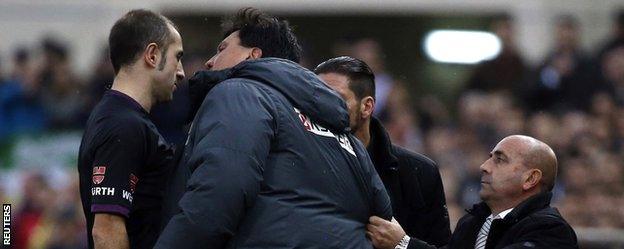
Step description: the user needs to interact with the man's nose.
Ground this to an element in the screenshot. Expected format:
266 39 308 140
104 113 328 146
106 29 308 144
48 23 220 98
479 161 488 172
177 69 185 81
204 59 214 70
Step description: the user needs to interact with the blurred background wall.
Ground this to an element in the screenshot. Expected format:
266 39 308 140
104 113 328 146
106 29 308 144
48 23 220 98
1 0 624 248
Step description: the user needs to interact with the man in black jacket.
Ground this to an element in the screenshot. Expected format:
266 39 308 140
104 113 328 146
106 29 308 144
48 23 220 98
315 56 451 249
381 135 578 249
156 8 391 249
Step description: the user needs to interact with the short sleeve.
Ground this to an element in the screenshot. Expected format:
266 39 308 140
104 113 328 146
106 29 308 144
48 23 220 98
89 117 146 218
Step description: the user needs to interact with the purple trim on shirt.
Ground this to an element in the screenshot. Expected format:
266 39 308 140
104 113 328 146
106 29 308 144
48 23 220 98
91 204 130 218
107 89 148 114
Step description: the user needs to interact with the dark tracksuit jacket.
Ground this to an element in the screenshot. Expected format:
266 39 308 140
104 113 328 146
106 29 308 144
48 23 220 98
156 58 392 249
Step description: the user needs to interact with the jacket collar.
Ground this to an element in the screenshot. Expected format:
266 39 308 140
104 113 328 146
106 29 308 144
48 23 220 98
467 191 553 223
367 117 399 171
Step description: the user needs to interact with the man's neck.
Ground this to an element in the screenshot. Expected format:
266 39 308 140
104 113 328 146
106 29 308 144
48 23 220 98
354 119 371 147
488 200 520 217
487 191 538 216
111 71 153 113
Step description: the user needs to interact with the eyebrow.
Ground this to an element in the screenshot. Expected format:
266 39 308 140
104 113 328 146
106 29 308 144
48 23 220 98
493 150 508 160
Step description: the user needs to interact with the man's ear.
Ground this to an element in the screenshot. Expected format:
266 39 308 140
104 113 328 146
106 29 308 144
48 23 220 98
522 169 542 191
144 43 160 69
360 96 375 119
250 47 263 59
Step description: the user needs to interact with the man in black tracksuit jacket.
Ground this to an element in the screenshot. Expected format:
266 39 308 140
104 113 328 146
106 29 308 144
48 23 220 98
157 8 392 248
315 57 451 249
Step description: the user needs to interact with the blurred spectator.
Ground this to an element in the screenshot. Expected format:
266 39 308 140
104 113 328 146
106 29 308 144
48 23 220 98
0 48 47 141
13 172 53 249
527 15 596 112
347 38 396 120
464 15 528 105
83 46 114 114
601 45 624 104
596 9 624 66
37 37 86 130
382 82 425 152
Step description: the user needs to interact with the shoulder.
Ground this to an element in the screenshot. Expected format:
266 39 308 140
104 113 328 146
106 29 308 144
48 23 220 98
392 145 440 177
210 78 275 98
524 207 574 228
509 206 578 242
205 79 279 109
92 112 145 140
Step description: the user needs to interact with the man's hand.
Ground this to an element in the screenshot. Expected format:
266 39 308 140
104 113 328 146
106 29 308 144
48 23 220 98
366 216 407 249
92 213 129 249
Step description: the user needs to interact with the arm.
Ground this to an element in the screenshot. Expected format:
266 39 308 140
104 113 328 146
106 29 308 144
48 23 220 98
89 117 144 245
367 216 439 249
421 163 451 246
93 213 129 249
156 81 275 249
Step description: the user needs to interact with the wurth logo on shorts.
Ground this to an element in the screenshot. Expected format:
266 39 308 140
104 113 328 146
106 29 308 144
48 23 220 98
92 166 106 184
295 108 356 156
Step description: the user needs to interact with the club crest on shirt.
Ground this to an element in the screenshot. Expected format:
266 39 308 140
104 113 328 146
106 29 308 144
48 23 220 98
129 173 139 193
92 166 106 185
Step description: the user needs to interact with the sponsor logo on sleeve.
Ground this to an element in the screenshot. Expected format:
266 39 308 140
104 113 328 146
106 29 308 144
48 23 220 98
129 174 139 194
91 187 115 196
294 108 356 156
122 190 133 203
92 166 106 185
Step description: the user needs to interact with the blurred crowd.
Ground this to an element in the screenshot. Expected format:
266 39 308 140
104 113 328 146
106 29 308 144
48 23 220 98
1 11 624 249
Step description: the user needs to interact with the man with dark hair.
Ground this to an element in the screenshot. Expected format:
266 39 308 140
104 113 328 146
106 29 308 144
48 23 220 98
369 135 578 249
78 9 185 249
314 56 451 249
157 7 391 249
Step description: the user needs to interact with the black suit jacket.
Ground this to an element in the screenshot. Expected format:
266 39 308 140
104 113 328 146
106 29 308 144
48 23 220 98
409 191 579 249
367 117 451 248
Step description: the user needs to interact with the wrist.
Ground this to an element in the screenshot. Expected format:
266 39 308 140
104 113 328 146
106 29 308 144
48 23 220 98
394 235 410 249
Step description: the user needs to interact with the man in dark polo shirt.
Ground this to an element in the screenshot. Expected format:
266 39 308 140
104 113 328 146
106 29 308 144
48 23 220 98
315 56 451 249
77 9 185 249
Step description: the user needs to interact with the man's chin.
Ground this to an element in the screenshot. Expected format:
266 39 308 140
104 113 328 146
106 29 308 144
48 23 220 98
478 191 491 201
156 94 174 103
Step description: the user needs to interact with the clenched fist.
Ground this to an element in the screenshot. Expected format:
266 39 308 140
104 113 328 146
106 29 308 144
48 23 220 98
366 216 407 249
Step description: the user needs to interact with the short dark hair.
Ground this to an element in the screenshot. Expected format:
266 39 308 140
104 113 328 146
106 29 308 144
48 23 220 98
314 56 376 100
221 7 302 63
108 9 176 74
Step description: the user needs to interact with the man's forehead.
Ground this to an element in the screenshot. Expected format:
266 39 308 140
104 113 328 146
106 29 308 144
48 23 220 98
320 72 348 84
222 30 241 44
168 24 182 42
493 137 530 157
